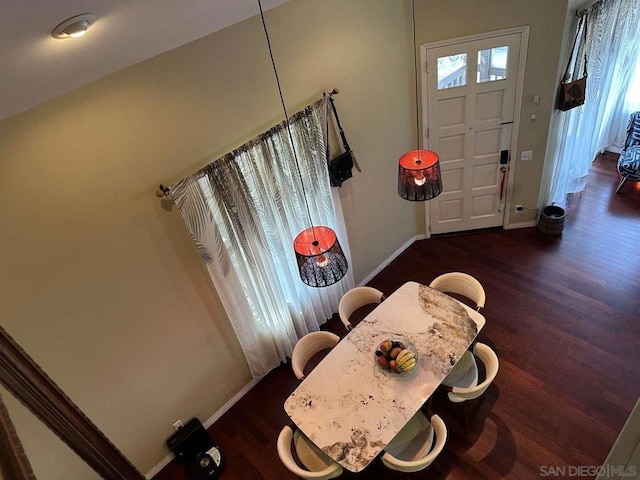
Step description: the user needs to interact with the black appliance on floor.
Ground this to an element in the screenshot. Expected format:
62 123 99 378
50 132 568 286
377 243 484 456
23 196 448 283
166 418 223 480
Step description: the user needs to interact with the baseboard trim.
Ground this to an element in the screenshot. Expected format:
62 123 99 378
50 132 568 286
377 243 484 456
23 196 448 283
505 220 537 229
145 379 258 479
358 235 427 286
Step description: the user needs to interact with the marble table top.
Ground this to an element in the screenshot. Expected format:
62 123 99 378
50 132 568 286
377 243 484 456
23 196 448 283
284 281 485 472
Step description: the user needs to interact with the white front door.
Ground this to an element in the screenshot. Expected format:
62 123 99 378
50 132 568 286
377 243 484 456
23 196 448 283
425 31 524 234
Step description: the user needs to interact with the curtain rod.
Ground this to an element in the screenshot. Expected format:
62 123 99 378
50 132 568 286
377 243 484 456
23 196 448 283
155 88 340 199
577 0 602 17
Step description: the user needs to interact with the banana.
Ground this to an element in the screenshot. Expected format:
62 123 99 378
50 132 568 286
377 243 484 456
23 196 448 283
396 349 415 365
395 348 417 373
398 358 416 373
395 349 409 364
398 358 414 369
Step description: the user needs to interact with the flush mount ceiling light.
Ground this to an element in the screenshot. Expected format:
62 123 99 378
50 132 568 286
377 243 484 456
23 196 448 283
52 13 96 39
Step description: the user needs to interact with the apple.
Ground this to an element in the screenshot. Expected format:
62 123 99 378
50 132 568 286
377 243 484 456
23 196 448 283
377 355 389 368
389 360 397 373
390 347 402 359
379 340 393 353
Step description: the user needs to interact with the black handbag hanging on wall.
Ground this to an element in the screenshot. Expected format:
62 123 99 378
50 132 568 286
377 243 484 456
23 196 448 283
327 93 361 187
557 13 588 112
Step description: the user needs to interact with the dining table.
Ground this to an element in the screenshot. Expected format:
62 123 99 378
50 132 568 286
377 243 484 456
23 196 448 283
283 281 486 473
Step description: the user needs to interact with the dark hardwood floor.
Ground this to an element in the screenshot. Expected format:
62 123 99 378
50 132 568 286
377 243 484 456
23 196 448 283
154 153 640 480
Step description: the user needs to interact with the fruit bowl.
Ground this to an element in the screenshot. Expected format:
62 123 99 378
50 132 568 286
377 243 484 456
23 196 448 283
374 338 418 375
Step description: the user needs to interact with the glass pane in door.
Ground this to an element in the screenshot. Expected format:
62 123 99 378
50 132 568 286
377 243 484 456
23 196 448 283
477 46 508 83
437 53 467 90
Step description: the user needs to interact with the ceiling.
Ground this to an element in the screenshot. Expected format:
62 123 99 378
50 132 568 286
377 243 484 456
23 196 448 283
0 0 291 121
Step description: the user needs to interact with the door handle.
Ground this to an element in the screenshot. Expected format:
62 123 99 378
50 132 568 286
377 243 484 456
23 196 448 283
500 121 514 125
500 149 509 165
499 166 507 201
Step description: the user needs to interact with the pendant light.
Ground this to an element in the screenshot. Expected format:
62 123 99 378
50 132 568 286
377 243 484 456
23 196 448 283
398 0 443 201
258 0 348 287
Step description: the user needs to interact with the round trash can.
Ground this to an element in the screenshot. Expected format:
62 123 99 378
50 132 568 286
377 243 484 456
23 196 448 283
537 205 565 235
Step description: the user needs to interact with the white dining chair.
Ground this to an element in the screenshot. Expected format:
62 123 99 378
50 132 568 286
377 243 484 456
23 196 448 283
442 349 478 390
277 425 343 479
429 272 486 310
338 286 385 331
447 343 499 403
291 331 340 380
381 412 447 473
444 342 499 433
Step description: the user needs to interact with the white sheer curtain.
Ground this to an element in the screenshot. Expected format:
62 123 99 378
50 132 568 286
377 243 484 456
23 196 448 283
603 33 640 150
170 96 354 379
546 0 640 206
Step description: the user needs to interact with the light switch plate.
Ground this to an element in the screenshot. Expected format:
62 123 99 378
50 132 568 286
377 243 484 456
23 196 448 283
521 150 533 161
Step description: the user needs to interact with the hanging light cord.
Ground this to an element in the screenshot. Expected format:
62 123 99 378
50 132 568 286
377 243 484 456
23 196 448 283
257 0 316 237
411 0 421 155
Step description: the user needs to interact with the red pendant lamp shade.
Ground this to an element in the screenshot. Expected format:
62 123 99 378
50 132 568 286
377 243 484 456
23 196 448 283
294 226 348 287
259 0 348 287
398 149 443 201
398 0 443 202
